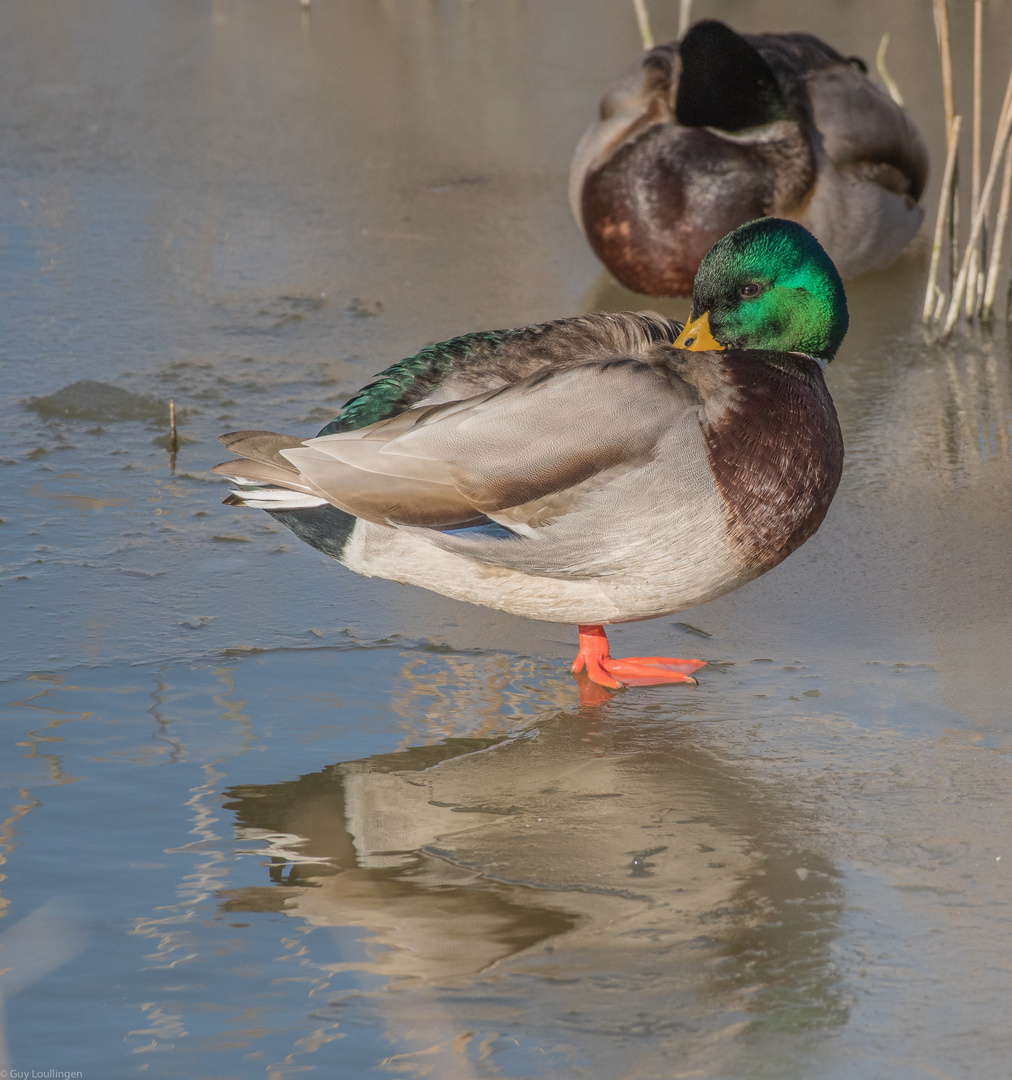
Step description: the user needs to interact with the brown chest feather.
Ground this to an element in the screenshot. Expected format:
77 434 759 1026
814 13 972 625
703 356 843 571
581 125 814 298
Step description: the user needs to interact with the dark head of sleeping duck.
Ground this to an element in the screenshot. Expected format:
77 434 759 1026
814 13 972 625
570 18 928 297
213 218 847 691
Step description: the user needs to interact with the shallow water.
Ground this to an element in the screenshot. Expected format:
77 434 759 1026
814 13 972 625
2 1 1011 1077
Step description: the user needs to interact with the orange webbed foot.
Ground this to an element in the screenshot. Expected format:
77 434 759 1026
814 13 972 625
571 625 705 690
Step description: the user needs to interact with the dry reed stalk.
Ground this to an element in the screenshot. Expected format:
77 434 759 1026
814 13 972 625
981 136 1012 319
169 400 178 453
978 243 987 310
966 0 985 315
976 65 1012 317
932 0 956 131
632 0 654 49
942 66 1012 336
949 167 960 292
972 1 983 211
990 69 1012 174
924 114 963 323
876 33 904 106
932 0 958 291
964 211 977 316
678 0 693 38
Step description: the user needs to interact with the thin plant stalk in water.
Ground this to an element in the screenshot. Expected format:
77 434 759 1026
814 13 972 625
876 33 904 106
941 65 1012 336
632 0 653 50
966 0 984 317
678 0 693 39
932 0 959 296
927 0 1012 334
923 115 962 323
981 135 1012 319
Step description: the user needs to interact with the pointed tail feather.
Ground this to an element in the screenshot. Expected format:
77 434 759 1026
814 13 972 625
218 430 306 466
211 456 328 509
210 457 320 493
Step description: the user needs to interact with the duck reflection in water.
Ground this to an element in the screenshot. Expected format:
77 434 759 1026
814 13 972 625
220 703 848 1073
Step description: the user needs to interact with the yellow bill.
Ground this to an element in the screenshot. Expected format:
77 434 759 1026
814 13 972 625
672 311 725 351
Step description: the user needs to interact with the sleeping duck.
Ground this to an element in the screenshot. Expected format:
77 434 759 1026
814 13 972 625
570 19 928 297
212 218 847 690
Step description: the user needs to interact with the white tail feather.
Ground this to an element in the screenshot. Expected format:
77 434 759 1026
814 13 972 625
228 484 328 510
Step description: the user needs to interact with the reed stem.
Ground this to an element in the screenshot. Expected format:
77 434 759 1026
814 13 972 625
924 115 962 323
932 0 959 294
972 0 983 211
632 0 654 49
169 399 178 453
678 0 693 38
932 0 956 132
876 33 904 106
949 169 959 292
941 67 1012 336
966 0 984 316
982 136 1012 319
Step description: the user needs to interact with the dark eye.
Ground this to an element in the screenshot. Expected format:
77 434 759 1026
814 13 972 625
683 336 695 347
740 283 760 298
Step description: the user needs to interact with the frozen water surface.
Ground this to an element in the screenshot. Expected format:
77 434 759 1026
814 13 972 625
1 1 1011 1078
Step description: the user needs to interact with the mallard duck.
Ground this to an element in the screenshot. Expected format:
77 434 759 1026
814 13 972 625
570 19 928 297
213 218 847 689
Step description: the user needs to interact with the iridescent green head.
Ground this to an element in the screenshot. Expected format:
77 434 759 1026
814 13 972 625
676 219 849 361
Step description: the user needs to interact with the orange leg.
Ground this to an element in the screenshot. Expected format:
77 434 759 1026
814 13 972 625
571 624 705 690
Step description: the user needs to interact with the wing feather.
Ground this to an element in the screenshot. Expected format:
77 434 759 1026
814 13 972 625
284 360 690 527
807 63 928 200
217 430 305 465
210 457 319 496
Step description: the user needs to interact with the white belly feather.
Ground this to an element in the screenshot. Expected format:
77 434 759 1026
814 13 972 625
340 479 745 626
